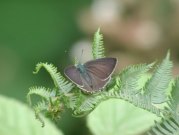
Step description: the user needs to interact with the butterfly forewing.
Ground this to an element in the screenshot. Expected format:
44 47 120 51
64 66 83 86
85 58 117 80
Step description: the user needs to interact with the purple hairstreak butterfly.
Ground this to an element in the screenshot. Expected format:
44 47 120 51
64 57 117 93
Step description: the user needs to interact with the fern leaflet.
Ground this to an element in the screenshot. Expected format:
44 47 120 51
119 63 154 94
144 52 173 104
33 62 74 93
27 87 53 106
148 117 179 135
92 28 105 59
34 100 47 127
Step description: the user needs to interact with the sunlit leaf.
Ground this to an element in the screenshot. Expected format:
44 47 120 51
87 99 159 135
0 95 63 135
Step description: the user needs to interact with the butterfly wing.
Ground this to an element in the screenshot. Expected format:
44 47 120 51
64 57 117 92
80 71 110 92
64 66 83 86
85 58 117 80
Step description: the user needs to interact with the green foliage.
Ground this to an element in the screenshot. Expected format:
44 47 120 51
33 63 74 94
170 78 179 119
27 29 179 134
119 63 154 94
147 78 179 134
144 52 173 104
27 86 64 126
27 87 54 106
92 28 105 59
148 117 179 135
0 95 63 135
87 99 159 135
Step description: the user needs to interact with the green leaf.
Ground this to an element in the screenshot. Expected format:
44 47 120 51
168 78 179 122
33 62 74 93
138 73 152 89
145 52 173 104
27 86 54 106
92 28 105 59
119 63 154 94
148 117 179 135
87 99 159 135
0 95 63 135
74 95 99 115
171 78 179 105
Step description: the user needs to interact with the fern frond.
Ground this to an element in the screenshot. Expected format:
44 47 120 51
74 95 101 115
100 90 162 116
168 78 179 122
171 78 179 108
145 52 173 104
33 62 74 93
68 95 78 110
73 89 161 116
119 63 154 94
148 117 179 135
33 100 47 127
27 87 53 106
63 93 78 110
92 28 105 59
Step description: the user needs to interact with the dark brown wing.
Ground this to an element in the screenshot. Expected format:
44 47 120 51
85 58 117 80
64 65 109 92
80 71 110 92
64 65 83 86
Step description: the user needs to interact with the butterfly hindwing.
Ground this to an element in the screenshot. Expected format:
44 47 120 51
80 71 110 92
64 66 83 86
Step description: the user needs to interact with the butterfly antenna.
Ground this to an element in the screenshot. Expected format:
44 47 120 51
79 49 84 63
74 49 83 66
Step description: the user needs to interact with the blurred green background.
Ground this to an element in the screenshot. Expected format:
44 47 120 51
1 0 179 135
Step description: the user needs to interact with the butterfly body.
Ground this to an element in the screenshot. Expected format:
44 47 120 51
76 64 86 73
76 64 93 88
64 58 117 93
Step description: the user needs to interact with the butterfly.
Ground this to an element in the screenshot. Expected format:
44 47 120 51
64 57 117 93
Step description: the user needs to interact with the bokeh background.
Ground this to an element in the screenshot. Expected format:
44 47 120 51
1 0 179 135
